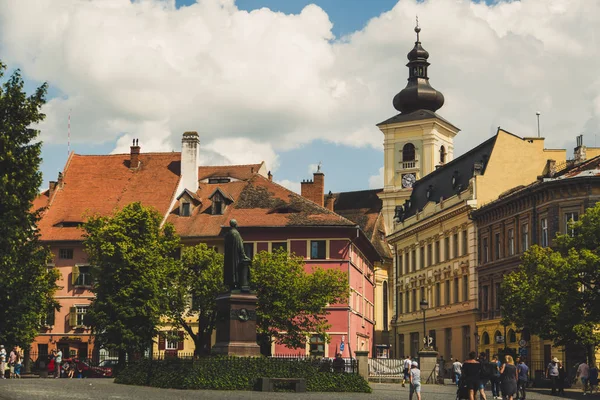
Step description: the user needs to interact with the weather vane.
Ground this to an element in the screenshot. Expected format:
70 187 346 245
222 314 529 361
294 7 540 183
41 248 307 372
415 15 421 41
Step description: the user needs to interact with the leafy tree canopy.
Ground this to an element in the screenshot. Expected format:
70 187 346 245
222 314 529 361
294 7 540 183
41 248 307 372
0 62 59 348
169 243 225 355
251 249 349 349
83 202 183 358
501 203 600 356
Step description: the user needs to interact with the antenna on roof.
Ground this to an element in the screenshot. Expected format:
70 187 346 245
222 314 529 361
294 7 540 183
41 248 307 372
536 111 541 138
317 161 322 172
67 109 71 155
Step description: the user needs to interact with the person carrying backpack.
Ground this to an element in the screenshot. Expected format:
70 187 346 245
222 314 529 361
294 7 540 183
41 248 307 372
478 352 491 400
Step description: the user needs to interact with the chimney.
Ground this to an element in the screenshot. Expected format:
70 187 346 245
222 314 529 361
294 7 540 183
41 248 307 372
545 159 557 178
48 180 58 198
300 165 325 207
268 171 273 181
181 131 200 192
574 134 586 164
130 138 140 168
325 191 335 211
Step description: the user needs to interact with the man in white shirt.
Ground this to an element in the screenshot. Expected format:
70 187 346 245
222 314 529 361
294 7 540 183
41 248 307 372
54 348 62 378
402 355 412 387
453 358 463 387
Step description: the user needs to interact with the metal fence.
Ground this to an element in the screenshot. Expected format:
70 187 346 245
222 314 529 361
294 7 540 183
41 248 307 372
269 354 358 374
368 358 404 378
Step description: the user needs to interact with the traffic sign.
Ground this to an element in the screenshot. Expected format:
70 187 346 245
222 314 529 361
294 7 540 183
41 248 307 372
340 342 345 352
518 339 527 347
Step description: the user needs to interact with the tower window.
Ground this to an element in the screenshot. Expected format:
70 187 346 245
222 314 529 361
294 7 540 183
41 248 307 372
440 145 446 164
402 143 416 162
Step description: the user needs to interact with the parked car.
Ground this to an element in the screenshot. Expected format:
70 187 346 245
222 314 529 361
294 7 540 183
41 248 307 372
62 358 113 378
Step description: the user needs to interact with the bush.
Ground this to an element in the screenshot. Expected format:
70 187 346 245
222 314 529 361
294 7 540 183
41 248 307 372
115 357 371 393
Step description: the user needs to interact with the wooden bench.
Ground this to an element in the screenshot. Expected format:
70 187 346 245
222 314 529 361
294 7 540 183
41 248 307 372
259 377 307 392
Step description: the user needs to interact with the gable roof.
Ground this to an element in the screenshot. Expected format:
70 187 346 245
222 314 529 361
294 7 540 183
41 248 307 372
37 152 181 241
329 189 392 260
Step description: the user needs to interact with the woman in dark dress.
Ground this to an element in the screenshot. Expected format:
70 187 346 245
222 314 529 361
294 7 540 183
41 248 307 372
499 355 518 400
462 351 482 400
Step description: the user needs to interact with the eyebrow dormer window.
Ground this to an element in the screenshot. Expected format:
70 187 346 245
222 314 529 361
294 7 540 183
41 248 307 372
181 202 191 217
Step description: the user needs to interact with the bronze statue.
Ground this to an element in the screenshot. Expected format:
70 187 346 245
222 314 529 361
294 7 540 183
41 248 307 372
223 219 251 291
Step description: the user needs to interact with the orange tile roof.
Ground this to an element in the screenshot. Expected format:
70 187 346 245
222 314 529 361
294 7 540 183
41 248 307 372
168 174 356 238
38 152 181 241
198 163 264 181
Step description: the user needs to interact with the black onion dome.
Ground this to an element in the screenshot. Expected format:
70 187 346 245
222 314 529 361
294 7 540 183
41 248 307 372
392 24 444 114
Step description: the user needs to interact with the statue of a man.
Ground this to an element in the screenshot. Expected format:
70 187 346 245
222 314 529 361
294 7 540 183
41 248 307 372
223 219 251 291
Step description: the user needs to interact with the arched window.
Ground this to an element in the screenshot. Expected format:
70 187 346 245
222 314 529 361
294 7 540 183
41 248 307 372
508 329 517 343
403 143 416 162
383 282 389 331
440 145 446 164
494 330 502 344
482 331 490 345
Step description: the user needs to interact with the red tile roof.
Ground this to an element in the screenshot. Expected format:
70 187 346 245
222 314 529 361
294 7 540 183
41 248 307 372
198 163 264 181
37 152 181 241
168 174 356 238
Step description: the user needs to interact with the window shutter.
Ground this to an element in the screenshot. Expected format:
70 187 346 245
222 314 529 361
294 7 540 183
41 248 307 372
71 265 80 285
69 307 77 327
177 331 184 350
158 333 165 350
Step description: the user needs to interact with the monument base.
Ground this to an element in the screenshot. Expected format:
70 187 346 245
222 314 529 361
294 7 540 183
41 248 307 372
212 291 261 357
418 348 439 384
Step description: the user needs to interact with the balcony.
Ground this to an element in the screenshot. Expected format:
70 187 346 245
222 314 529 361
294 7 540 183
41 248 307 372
400 161 417 170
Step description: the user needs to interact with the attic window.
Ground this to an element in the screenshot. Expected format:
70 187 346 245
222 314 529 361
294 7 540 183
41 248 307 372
213 198 223 215
181 202 191 217
208 177 231 184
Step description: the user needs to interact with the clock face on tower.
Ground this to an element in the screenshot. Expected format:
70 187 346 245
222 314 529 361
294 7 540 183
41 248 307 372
402 173 416 188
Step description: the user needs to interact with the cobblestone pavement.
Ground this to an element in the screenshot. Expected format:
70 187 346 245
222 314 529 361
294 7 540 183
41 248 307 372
0 378 595 400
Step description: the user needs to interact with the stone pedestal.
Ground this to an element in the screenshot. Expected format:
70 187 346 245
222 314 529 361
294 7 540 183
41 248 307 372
212 291 261 357
418 348 439 383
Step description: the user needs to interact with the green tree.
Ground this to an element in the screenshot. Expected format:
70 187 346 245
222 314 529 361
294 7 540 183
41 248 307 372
170 243 226 356
501 204 600 361
83 202 183 366
0 62 59 349
251 249 349 352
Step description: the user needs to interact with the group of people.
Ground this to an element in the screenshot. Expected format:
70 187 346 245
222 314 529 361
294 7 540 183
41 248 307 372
0 345 22 379
45 348 83 378
452 352 527 400
546 357 599 396
401 355 422 400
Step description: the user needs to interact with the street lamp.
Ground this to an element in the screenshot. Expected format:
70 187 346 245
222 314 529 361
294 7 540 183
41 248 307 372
420 299 429 349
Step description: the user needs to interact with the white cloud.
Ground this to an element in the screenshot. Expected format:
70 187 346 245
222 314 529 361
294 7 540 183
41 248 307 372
275 179 301 194
1 0 599 169
369 167 384 189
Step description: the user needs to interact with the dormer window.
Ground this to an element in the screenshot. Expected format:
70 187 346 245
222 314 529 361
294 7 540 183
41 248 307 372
181 202 191 217
213 198 223 215
208 177 231 184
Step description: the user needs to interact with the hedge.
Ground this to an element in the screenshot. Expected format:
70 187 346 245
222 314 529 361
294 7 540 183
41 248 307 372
115 356 371 393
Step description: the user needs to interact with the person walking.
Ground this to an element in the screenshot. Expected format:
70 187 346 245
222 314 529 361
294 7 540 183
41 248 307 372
546 357 560 395
462 351 481 400
516 359 528 400
13 350 21 379
577 360 590 395
557 361 566 396
478 352 491 400
453 357 464 387
490 355 501 400
588 363 598 394
8 347 17 379
500 355 518 400
409 360 422 400
402 355 412 387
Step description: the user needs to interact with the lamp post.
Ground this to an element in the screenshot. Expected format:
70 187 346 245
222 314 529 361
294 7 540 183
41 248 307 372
420 299 429 349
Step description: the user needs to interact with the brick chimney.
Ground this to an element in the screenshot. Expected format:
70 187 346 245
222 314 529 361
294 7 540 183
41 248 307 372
325 191 335 211
574 134 586 164
48 180 58 198
268 171 273 181
181 131 200 192
130 138 140 168
301 166 325 207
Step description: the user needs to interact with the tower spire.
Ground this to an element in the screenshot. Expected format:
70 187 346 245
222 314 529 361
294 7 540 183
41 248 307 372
392 23 445 114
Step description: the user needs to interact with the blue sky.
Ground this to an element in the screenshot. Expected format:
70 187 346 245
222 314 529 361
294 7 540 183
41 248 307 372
3 0 597 195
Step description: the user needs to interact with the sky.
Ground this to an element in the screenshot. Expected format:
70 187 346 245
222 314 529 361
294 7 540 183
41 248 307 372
1 0 599 194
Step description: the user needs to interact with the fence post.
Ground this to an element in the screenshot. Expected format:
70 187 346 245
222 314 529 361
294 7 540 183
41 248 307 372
354 351 369 380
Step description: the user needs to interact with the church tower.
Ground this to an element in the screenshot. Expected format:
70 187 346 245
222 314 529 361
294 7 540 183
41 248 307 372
378 22 460 232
